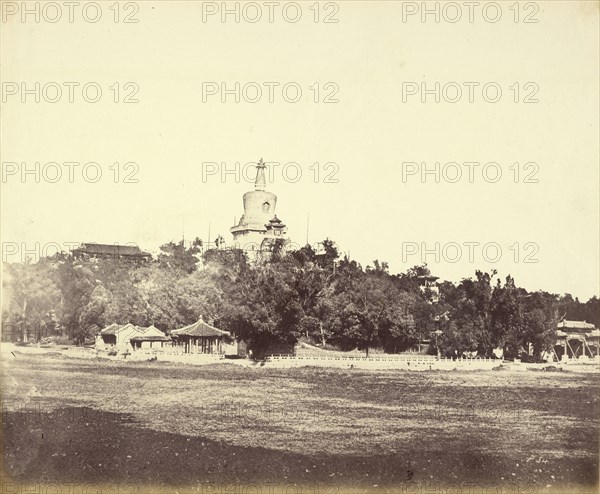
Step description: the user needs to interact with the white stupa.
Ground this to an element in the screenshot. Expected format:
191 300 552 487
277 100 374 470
230 159 289 256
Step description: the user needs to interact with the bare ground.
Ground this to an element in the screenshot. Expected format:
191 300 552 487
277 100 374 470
1 351 598 493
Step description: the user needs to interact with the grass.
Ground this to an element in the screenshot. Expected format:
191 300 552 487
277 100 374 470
1 352 598 492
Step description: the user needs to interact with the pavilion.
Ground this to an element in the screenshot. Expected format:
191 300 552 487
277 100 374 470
170 318 241 355
553 319 599 361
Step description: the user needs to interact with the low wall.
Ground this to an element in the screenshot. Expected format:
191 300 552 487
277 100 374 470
11 343 596 372
156 353 225 365
264 355 499 370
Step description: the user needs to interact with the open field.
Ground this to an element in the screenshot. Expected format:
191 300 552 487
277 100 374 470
1 350 598 493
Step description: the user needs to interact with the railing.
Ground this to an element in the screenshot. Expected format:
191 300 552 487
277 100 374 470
439 357 496 363
137 347 224 356
267 355 496 363
159 351 225 358
130 348 226 359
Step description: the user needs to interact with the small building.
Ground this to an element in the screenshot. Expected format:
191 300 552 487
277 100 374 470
130 325 170 350
417 274 440 303
265 215 287 237
72 243 151 262
170 318 245 356
553 319 599 361
98 323 141 349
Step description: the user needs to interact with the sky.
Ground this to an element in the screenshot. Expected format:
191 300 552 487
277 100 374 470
1 0 599 300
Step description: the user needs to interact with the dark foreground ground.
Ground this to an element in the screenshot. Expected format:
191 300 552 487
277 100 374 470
1 351 598 493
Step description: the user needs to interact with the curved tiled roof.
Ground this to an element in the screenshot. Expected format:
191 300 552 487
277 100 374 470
141 325 167 337
171 319 231 338
130 334 171 342
100 323 166 337
73 243 150 257
100 323 127 335
558 320 596 330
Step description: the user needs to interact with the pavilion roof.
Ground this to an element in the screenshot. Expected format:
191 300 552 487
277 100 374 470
558 320 596 330
171 319 231 338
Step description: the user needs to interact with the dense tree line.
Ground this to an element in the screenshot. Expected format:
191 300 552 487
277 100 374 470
2 239 598 360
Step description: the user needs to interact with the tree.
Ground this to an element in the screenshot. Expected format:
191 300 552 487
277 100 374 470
522 291 559 361
216 261 302 357
490 276 525 359
76 285 111 344
174 270 223 325
54 257 98 340
157 238 203 274
331 271 416 357
2 260 61 342
0 237 592 358
434 271 497 357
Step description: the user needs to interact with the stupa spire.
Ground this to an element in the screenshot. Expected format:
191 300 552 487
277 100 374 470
255 158 266 191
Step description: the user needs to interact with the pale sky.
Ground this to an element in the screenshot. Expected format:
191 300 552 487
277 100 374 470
1 1 599 300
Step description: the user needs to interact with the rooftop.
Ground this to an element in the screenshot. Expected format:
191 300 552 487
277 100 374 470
73 243 151 258
171 319 231 338
130 334 171 342
100 323 125 335
558 320 597 330
100 323 167 336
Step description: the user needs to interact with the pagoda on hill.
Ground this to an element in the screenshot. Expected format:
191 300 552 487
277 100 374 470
230 159 289 257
